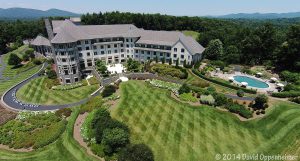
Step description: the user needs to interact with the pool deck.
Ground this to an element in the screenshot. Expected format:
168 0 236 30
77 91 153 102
210 71 278 93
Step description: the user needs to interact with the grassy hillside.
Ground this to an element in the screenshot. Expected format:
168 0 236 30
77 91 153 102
112 81 300 161
16 77 98 105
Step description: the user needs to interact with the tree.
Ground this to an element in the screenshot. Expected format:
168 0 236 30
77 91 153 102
224 45 240 64
95 60 107 74
254 94 268 109
127 58 140 72
46 70 57 79
213 93 228 106
183 59 187 67
237 89 245 97
118 144 154 161
155 56 158 63
101 85 116 97
25 48 35 59
204 39 224 60
102 128 130 154
169 58 172 65
178 83 190 94
8 53 22 66
175 59 179 67
161 57 165 64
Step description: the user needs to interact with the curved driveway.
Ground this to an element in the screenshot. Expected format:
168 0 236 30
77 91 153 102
1 63 100 111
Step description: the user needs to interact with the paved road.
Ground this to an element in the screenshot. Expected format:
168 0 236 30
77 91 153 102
2 63 100 111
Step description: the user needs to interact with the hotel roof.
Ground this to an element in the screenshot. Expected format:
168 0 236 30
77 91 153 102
31 35 51 46
51 20 204 54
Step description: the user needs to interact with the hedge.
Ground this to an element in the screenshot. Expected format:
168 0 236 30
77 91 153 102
271 91 300 98
192 69 257 94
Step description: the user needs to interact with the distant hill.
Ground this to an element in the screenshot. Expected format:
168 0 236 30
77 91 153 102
215 12 300 19
0 8 80 19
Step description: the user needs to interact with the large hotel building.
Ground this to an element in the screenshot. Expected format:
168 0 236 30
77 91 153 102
32 19 205 84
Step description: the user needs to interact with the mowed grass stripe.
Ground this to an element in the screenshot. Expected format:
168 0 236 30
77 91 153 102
16 76 98 105
112 81 300 161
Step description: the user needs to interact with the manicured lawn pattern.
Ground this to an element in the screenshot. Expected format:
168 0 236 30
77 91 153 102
0 65 41 95
2 45 36 79
112 81 300 161
17 77 99 105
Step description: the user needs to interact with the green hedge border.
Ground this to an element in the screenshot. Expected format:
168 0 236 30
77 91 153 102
191 69 257 94
271 91 300 98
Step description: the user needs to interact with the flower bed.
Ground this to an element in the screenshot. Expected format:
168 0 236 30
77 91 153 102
148 79 181 93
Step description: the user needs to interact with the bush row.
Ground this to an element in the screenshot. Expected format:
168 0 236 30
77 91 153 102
192 69 257 94
271 91 300 98
225 103 253 119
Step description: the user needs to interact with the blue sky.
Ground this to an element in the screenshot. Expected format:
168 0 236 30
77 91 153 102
1 0 300 16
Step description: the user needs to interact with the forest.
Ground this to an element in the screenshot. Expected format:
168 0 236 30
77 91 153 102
0 11 299 72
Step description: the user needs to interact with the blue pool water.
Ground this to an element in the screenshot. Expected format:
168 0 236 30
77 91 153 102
233 76 269 88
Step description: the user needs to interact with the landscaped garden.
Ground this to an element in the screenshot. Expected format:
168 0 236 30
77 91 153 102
16 77 99 105
0 111 66 149
111 80 300 161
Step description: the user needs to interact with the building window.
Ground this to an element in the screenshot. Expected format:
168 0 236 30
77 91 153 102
101 45 104 49
94 52 98 55
153 52 156 56
114 50 118 53
114 44 118 48
174 48 177 52
79 53 82 57
108 50 111 54
107 45 111 48
181 55 184 59
85 40 89 44
126 44 129 48
87 52 90 56
86 47 90 50
75 78 79 82
141 51 144 54
93 46 97 50
173 54 177 58
101 51 105 54
135 50 139 53
160 53 163 56
66 79 70 83
62 58 66 62
77 41 81 45
166 53 170 57
126 39 129 42
130 39 133 42
120 44 124 47
121 54 124 57
181 48 185 53
147 51 150 55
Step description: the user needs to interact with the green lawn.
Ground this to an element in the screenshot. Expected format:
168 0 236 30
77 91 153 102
112 81 300 161
0 108 98 161
16 77 99 105
182 30 200 40
2 45 36 79
0 65 41 95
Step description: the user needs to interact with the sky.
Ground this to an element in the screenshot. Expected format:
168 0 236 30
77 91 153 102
1 0 300 16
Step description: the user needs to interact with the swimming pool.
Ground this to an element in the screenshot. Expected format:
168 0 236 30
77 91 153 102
233 75 269 88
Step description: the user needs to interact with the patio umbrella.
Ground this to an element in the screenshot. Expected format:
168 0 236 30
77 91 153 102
276 83 284 87
256 72 263 76
228 76 234 80
119 77 129 82
241 82 248 86
270 77 278 82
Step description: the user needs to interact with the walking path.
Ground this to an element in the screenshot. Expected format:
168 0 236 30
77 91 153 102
1 63 100 111
73 113 104 161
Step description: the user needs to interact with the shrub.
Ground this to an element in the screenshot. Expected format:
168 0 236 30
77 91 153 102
200 95 215 105
213 93 228 106
190 80 209 88
289 97 300 104
225 103 252 119
102 85 117 97
118 144 154 161
237 89 245 97
55 108 72 117
207 86 216 92
179 93 198 102
150 64 187 79
102 128 130 155
8 53 22 66
46 70 57 79
90 143 105 157
280 71 300 83
178 83 190 94
253 94 268 109
33 59 42 65
272 91 300 98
